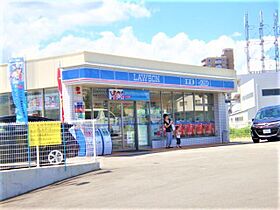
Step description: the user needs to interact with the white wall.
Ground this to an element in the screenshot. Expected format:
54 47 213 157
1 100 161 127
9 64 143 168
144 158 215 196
256 75 280 109
230 71 280 128
240 79 255 111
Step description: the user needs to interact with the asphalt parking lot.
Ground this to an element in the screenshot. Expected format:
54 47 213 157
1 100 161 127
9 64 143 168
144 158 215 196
1 140 279 210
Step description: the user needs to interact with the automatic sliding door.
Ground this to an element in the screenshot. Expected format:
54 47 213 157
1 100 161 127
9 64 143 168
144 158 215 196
136 101 149 148
122 102 136 150
109 103 122 150
109 102 136 151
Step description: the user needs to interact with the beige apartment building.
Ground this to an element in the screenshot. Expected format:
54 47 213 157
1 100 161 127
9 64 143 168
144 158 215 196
202 48 235 70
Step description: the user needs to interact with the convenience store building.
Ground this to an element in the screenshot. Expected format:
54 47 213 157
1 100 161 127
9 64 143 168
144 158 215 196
0 51 236 151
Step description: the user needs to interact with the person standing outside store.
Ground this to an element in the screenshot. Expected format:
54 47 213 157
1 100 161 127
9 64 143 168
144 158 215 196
163 114 173 148
175 126 182 148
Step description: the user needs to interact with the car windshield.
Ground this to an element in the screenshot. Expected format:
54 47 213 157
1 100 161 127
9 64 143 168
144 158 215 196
255 106 280 120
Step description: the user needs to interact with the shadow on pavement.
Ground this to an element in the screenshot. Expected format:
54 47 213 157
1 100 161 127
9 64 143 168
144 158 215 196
108 140 254 157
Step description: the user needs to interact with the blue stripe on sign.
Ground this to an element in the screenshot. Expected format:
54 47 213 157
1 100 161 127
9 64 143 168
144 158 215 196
100 70 114 80
164 76 180 85
223 81 234 88
62 67 235 90
210 80 224 88
115 71 129 81
62 69 80 80
80 68 99 78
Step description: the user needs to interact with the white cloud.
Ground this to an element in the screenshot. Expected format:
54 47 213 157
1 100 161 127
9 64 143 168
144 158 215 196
0 0 151 62
13 26 276 75
232 32 242 37
1 0 276 75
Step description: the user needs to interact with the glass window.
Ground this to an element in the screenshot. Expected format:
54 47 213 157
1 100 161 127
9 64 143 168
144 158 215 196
27 90 43 117
205 105 214 121
255 105 280 120
204 93 214 105
150 91 162 140
262 88 280 96
9 94 16 115
44 88 60 120
161 92 172 115
92 88 109 126
173 92 184 123
194 93 204 122
184 93 194 122
204 93 214 122
83 87 92 119
0 94 11 116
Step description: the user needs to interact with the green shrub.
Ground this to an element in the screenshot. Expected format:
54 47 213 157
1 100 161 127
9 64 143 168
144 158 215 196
230 126 251 139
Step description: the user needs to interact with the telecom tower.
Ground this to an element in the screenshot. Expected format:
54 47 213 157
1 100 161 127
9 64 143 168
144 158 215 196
245 9 279 73
273 9 279 71
244 12 250 73
259 10 265 72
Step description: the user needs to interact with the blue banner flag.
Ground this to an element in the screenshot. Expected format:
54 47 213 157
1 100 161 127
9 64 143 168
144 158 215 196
8 57 28 123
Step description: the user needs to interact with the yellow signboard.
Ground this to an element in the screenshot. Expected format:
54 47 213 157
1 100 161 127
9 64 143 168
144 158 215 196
28 122 62 146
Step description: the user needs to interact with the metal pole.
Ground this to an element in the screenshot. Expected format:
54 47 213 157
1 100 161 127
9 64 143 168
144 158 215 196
24 58 31 167
27 122 31 167
36 145 40 167
219 94 223 143
244 12 251 73
259 10 265 72
62 123 66 171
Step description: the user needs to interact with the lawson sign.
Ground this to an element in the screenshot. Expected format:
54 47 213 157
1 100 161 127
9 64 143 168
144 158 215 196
62 68 235 90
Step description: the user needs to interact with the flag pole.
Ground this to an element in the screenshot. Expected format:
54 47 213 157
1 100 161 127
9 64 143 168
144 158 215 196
57 63 66 170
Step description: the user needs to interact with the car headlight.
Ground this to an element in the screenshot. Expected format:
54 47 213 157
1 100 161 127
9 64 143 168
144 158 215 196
251 123 257 128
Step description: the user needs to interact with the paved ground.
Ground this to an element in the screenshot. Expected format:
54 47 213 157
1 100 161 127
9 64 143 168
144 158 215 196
1 141 279 210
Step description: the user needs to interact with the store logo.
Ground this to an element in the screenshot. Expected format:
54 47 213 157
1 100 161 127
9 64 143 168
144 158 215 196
132 73 161 83
197 79 210 87
183 78 196 86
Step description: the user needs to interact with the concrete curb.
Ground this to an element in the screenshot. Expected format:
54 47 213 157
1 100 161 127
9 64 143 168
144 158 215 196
0 162 100 201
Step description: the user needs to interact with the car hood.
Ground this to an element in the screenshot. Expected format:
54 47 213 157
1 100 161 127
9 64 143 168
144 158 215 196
253 117 280 124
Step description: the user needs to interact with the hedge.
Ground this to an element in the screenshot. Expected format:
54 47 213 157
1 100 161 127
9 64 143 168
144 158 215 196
230 126 251 139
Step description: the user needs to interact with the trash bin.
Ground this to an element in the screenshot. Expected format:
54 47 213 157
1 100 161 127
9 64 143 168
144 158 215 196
222 130 229 143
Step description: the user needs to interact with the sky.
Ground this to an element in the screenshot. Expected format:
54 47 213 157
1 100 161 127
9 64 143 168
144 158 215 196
0 0 279 74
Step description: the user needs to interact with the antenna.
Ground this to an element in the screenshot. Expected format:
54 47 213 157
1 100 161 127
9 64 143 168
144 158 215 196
259 10 265 72
273 9 279 72
244 12 251 73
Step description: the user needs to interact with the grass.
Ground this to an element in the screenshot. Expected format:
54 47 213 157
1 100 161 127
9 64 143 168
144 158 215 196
230 126 251 139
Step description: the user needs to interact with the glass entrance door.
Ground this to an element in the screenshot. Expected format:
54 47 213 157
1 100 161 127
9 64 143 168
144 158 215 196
109 103 123 150
122 102 136 150
109 101 150 151
109 101 136 151
136 101 150 149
